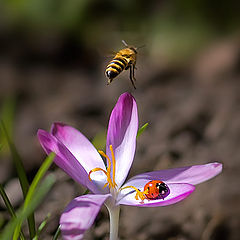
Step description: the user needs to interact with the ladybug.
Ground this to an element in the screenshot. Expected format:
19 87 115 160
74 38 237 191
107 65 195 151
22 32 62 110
144 180 169 200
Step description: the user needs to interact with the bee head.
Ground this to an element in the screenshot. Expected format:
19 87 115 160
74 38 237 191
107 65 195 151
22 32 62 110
122 40 144 53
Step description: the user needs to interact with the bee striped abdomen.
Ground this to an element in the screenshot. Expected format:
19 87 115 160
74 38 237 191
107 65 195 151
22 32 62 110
106 57 128 80
105 42 138 88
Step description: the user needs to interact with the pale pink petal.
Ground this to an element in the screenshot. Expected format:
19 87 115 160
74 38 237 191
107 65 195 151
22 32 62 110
106 93 138 187
60 194 110 240
51 123 105 173
125 162 222 185
38 129 104 193
117 183 195 207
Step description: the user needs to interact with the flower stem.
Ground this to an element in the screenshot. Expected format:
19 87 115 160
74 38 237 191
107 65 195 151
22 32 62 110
107 204 120 240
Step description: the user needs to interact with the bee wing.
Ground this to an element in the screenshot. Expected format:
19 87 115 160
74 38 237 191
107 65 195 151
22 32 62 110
96 45 117 58
105 51 118 58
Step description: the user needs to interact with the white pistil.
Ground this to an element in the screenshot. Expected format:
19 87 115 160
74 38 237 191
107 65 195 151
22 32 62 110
89 145 120 240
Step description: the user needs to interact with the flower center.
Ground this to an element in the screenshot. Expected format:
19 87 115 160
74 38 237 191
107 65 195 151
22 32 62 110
88 145 117 189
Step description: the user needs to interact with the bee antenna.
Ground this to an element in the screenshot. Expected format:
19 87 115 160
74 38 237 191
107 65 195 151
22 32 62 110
122 40 128 47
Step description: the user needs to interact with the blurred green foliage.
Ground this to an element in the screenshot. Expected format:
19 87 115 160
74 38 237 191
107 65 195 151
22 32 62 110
1 174 55 240
0 97 15 156
1 121 36 238
92 130 107 151
2 0 238 30
1 0 90 30
1 0 239 55
0 146 55 239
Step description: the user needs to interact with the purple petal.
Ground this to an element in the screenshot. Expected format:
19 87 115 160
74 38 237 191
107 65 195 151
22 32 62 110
125 162 222 186
51 123 106 173
117 183 195 207
38 129 103 193
60 194 110 240
106 93 138 186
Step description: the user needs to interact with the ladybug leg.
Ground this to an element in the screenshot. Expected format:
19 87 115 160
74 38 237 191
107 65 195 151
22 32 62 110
159 194 165 200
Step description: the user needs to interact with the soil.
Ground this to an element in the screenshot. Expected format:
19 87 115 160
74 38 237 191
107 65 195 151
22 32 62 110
0 36 240 240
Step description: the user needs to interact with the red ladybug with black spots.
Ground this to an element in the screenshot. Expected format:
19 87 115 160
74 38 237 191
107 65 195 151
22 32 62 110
144 180 169 200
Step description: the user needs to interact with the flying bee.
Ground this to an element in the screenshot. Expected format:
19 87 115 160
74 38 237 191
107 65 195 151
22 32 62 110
105 40 144 89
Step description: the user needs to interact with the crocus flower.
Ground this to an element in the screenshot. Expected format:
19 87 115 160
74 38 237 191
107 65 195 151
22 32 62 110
37 93 222 240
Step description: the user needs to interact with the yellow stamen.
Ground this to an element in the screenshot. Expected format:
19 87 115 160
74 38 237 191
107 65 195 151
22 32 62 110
98 150 111 177
88 145 117 189
120 186 149 201
103 182 108 188
88 168 107 181
109 145 117 187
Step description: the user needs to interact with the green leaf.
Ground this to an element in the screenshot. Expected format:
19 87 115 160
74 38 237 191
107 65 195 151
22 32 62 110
52 225 61 240
0 184 16 217
0 174 56 240
13 152 55 240
0 121 35 238
0 122 29 196
24 152 55 208
137 123 149 138
0 184 25 240
33 213 51 240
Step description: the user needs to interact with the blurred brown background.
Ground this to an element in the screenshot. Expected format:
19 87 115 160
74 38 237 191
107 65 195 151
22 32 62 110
0 0 240 239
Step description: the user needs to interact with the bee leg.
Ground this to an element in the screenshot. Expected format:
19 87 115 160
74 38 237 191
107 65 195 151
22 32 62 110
132 65 137 82
107 78 113 85
130 65 137 89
